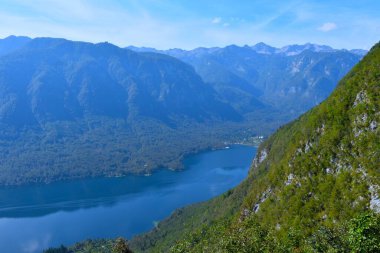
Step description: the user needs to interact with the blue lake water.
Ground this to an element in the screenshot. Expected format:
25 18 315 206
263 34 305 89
0 145 256 253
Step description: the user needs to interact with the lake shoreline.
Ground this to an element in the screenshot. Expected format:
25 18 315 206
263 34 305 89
0 140 261 188
0 145 257 253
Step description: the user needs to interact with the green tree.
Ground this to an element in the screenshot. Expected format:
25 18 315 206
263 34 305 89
112 237 133 253
348 212 380 253
43 245 70 253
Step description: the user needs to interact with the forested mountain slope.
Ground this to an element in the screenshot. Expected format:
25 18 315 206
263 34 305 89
129 42 380 252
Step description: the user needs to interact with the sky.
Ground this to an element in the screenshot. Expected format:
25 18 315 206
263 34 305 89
0 0 379 50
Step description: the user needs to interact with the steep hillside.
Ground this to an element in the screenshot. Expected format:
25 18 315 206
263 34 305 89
129 42 379 252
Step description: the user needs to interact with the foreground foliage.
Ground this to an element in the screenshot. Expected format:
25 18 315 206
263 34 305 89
44 238 133 253
170 212 380 253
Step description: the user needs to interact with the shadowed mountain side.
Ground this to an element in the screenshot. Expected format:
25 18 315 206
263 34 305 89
0 38 241 127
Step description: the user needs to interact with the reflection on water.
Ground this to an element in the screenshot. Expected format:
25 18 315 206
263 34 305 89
0 145 256 253
0 171 179 218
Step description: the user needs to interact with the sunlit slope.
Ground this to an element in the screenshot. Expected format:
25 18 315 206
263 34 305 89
131 42 379 252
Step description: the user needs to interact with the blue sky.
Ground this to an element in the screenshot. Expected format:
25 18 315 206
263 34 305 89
0 0 379 49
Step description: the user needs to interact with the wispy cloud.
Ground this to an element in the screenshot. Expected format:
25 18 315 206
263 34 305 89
0 0 378 50
0 0 187 48
318 22 337 32
212 17 222 24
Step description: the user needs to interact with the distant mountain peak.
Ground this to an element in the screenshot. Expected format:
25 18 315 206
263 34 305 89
349 48 368 56
125 45 158 53
254 42 271 47
277 43 335 56
127 42 368 58
250 42 367 56
0 35 32 56
251 42 277 54
3 35 31 40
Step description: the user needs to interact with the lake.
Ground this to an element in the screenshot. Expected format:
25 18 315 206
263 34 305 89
0 145 256 253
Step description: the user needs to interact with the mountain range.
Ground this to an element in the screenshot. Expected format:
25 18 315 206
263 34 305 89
128 42 367 56
129 42 365 114
0 36 366 185
0 37 240 126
